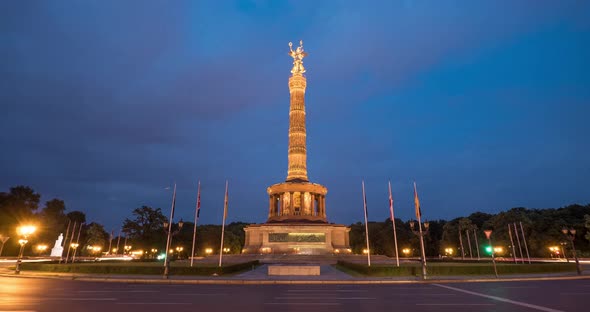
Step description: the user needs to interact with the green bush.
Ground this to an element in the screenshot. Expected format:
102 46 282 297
20 260 259 276
336 260 577 276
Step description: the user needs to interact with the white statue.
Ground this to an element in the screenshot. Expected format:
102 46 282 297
289 40 308 75
50 233 64 257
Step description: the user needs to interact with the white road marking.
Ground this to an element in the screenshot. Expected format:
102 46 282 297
43 298 117 301
78 290 159 293
433 284 564 312
559 293 590 295
287 289 368 292
265 303 340 306
275 297 375 300
169 293 228 296
417 303 495 306
500 286 540 289
116 303 192 305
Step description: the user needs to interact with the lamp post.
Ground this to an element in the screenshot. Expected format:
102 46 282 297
561 228 582 275
559 241 569 262
70 243 80 262
15 225 36 274
484 230 498 278
409 220 429 279
163 219 184 279
124 245 132 255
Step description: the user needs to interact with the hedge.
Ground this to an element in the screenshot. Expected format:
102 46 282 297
20 260 259 276
336 260 578 276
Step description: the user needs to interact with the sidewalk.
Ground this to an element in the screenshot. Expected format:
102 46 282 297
1 264 589 285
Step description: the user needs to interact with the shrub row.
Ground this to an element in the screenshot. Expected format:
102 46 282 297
336 260 577 276
21 260 259 276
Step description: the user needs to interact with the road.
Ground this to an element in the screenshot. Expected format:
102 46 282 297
1 276 588 312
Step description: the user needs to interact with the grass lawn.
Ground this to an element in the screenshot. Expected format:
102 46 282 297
19 260 259 275
336 260 578 277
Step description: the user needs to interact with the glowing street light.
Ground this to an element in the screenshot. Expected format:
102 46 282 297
15 225 36 274
484 230 498 278
223 247 230 253
444 248 454 256
124 245 132 254
36 244 48 253
205 248 213 255
402 248 411 257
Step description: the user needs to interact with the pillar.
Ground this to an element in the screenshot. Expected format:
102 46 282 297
268 195 275 218
290 192 294 215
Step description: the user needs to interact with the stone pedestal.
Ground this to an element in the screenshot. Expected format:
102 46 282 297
243 223 351 255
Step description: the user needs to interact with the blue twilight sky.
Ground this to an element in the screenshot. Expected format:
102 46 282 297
1 1 589 231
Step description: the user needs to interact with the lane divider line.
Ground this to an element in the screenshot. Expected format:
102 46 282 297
433 284 563 312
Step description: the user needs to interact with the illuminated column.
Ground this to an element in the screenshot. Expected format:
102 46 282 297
311 194 316 216
286 42 309 182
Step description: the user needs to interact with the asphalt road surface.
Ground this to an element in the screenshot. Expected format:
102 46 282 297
1 277 588 312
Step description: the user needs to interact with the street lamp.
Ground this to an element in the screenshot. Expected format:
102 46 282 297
205 248 213 255
444 247 454 257
163 218 184 279
402 248 411 257
484 230 498 278
15 225 36 274
409 220 429 279
561 228 582 275
175 246 184 259
35 244 48 254
559 242 568 262
70 243 80 262
124 245 132 254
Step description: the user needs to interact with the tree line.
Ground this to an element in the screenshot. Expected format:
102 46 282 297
1 185 589 258
350 204 590 258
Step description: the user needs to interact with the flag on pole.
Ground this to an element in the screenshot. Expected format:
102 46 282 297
388 183 394 221
223 181 229 220
413 182 421 219
196 181 202 218
361 180 371 267
219 180 229 267
363 182 368 219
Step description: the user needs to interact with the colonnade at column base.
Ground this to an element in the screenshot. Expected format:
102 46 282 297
266 181 328 223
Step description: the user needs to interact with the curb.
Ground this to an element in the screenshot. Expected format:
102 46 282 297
1 272 589 285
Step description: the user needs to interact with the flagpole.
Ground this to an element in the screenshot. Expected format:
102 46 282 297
108 229 113 255
513 222 524 264
388 181 399 267
362 181 371 267
219 180 228 268
414 182 427 278
60 219 71 263
508 224 517 264
519 222 531 264
72 223 83 262
115 229 121 255
65 221 76 263
163 183 177 279
191 181 201 267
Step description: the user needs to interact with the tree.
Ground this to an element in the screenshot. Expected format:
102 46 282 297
38 199 68 248
122 206 167 250
0 186 41 231
66 211 86 224
85 222 108 254
585 214 590 243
